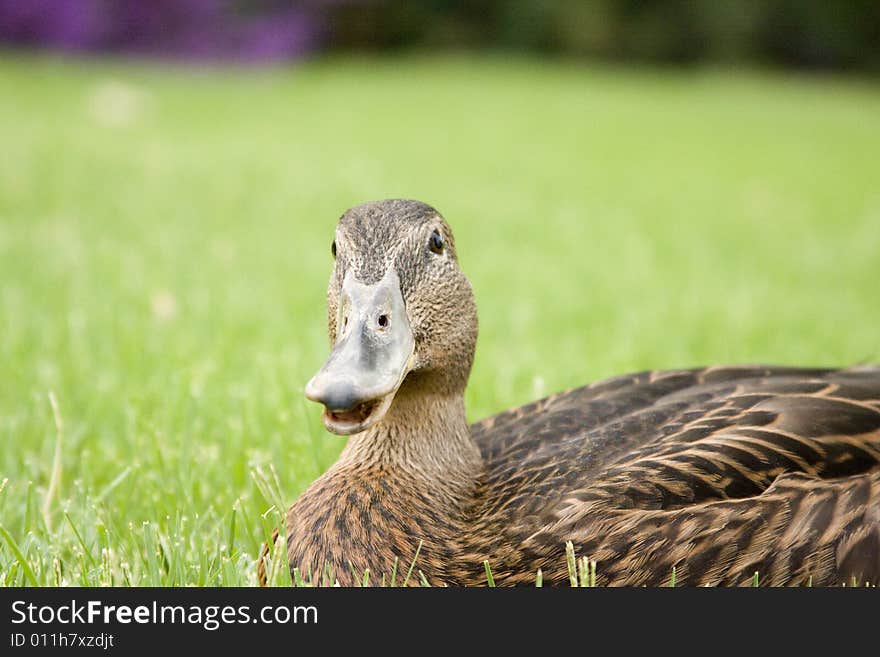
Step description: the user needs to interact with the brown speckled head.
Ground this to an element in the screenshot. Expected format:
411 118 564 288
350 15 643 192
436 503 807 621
308 199 478 434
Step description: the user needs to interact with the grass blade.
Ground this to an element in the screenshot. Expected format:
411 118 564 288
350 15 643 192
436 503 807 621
226 501 237 558
402 540 423 587
0 523 38 586
42 392 64 533
95 466 132 504
64 512 97 568
578 557 587 587
0 477 8 516
484 560 495 587
389 556 399 587
565 541 577 587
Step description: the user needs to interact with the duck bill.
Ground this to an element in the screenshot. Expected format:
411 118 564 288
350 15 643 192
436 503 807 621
305 270 415 435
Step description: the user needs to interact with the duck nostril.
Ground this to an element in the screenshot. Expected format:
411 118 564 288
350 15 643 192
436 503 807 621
377 314 389 328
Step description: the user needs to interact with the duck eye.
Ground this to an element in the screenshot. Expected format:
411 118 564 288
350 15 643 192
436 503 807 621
429 230 444 254
331 240 337 259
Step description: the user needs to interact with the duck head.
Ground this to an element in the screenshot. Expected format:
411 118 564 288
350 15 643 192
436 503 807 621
305 199 478 435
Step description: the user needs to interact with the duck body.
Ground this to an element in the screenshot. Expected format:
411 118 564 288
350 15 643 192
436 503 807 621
461 365 880 586
284 200 880 587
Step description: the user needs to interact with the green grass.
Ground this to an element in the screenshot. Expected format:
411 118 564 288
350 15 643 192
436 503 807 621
1 53 879 586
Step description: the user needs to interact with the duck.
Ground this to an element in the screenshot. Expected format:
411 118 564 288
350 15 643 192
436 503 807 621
268 198 880 587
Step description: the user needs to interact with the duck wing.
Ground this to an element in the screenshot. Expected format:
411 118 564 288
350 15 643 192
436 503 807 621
464 366 880 585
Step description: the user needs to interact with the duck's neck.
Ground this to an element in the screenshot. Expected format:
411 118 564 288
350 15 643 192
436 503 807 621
336 385 483 505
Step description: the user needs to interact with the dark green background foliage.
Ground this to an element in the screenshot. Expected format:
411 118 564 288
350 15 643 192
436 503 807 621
330 0 880 72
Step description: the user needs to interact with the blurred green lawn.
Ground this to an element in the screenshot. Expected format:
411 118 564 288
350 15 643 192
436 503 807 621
1 54 879 585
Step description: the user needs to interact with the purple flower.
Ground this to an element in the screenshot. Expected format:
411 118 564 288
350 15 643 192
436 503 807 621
0 0 337 62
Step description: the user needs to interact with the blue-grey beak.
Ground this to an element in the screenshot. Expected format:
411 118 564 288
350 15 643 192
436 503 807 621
305 269 415 435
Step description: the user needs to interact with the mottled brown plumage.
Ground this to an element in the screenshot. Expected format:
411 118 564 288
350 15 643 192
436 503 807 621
276 199 880 587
